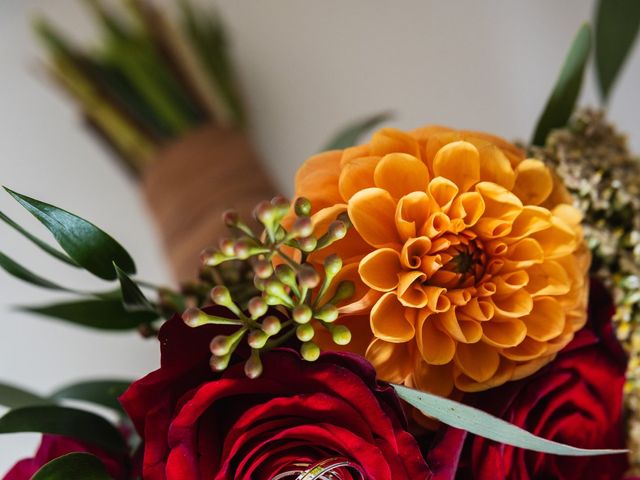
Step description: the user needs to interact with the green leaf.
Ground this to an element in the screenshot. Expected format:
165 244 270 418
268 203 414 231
50 380 131 412
113 263 155 313
32 452 113 480
20 298 158 330
595 0 640 102
532 24 592 146
393 384 627 456
0 406 127 454
0 250 71 291
322 112 392 151
4 188 136 280
0 210 78 267
0 383 50 408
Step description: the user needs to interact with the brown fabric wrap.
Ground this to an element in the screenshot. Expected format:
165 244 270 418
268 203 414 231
142 125 276 282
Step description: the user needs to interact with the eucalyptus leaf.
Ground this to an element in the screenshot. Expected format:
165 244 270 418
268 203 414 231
20 298 158 330
51 380 131 412
394 384 627 456
322 112 392 151
0 383 50 408
532 24 591 146
595 0 640 102
0 406 127 454
114 263 155 313
32 452 113 480
0 210 78 267
0 250 71 291
4 188 136 280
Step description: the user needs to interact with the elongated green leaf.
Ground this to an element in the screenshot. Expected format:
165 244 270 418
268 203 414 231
532 24 592 146
32 452 113 480
595 0 640 102
394 384 627 456
51 380 130 412
0 250 70 291
20 298 157 330
0 383 50 408
0 406 127 454
4 188 136 280
322 112 392 151
0 211 78 267
114 263 155 313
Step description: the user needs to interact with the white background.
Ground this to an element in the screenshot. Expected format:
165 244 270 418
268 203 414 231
1 0 639 472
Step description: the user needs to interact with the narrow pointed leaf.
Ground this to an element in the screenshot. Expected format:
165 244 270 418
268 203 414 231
51 380 131 412
20 298 158 330
0 250 71 291
114 263 155 313
322 112 392 151
0 406 127 454
4 188 136 280
0 383 50 408
595 0 640 102
532 24 591 146
0 210 78 267
394 384 627 456
32 453 112 480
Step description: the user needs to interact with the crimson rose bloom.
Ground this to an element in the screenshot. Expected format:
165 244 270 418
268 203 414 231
3 434 128 480
120 312 430 479
428 280 629 480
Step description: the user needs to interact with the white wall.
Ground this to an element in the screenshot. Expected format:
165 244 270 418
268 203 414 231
1 0 639 472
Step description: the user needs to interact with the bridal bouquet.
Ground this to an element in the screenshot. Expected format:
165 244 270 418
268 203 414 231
1 4 640 479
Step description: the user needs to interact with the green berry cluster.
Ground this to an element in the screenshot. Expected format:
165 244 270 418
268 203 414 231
181 196 354 378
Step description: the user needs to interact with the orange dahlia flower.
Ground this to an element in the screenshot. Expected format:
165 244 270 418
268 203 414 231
296 126 590 397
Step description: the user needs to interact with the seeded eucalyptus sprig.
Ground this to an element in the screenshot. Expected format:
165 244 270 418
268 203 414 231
181 196 355 378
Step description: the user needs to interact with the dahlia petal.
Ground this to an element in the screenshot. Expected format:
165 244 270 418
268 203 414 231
473 218 513 239
340 144 370 166
449 192 485 228
348 188 401 247
525 261 571 297
433 141 481 192
490 289 533 318
434 309 482 344
512 159 553 205
454 356 515 392
481 318 527 348
371 128 420 158
522 297 566 342
400 236 432 269
504 238 544 268
395 192 433 241
552 204 583 228
507 206 552 240
397 271 429 308
365 339 413 384
411 358 456 398
493 270 529 295
502 336 547 361
427 177 459 212
474 181 523 221
454 341 500 383
374 153 430 199
295 150 343 211
359 248 402 292
338 156 379 201
459 298 494 321
511 354 556 381
531 216 578 259
476 143 516 190
417 315 456 365
422 212 451 238
370 292 416 342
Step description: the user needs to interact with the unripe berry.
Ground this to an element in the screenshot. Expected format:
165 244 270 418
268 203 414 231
300 342 320 361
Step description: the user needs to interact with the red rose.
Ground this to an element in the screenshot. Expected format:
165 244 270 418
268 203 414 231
120 310 431 479
429 280 629 479
3 434 129 480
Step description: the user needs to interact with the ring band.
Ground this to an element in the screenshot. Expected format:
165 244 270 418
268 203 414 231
271 457 366 480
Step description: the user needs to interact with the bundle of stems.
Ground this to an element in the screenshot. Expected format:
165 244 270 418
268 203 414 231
34 0 245 174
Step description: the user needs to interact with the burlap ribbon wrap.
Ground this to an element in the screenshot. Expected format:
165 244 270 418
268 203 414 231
142 125 276 282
